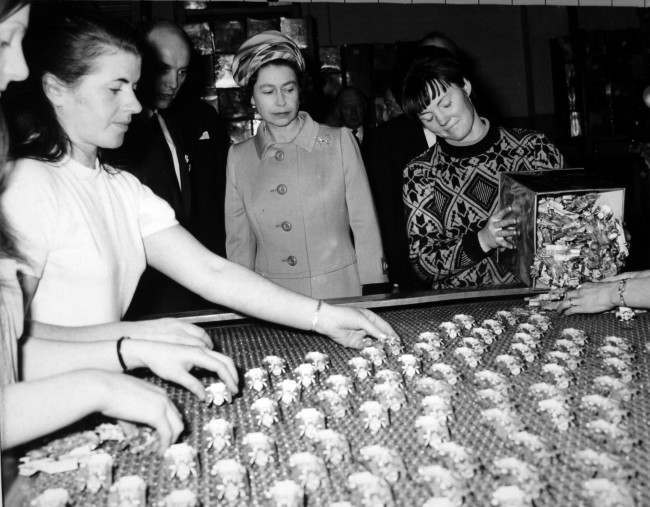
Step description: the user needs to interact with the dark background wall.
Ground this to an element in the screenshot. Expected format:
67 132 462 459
298 4 640 121
55 1 646 126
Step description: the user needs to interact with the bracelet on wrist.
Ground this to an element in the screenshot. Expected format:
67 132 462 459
311 300 324 331
116 336 131 371
617 279 628 307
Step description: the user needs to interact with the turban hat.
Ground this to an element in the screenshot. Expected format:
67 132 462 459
231 30 305 88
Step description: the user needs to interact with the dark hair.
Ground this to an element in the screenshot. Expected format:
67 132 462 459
419 31 461 56
391 44 455 107
244 58 303 105
0 0 28 22
0 0 29 261
10 12 141 163
401 55 467 119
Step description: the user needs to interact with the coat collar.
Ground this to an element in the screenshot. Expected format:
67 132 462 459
254 111 318 159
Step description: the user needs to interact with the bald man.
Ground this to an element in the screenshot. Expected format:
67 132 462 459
147 21 191 110
106 20 229 316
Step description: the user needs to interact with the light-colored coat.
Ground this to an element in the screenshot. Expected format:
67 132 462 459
225 112 387 299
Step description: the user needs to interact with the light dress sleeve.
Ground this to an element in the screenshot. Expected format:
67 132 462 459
1 159 57 279
135 179 179 238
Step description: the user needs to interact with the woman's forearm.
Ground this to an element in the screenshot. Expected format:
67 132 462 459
1 371 102 449
147 227 319 331
21 338 121 380
197 259 318 330
28 320 139 342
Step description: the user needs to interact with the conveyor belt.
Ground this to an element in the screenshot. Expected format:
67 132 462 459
19 297 650 506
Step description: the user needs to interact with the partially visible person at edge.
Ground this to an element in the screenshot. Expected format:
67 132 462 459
0 1 240 459
1 11 398 451
106 20 230 316
558 270 650 315
401 54 564 289
225 31 388 299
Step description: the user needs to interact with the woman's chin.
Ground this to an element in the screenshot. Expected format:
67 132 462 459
266 112 299 128
102 134 126 149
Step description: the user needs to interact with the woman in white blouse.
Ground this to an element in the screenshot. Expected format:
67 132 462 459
1 9 397 450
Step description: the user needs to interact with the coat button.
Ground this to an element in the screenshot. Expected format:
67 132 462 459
275 150 285 161
281 221 292 232
276 184 287 195
285 255 297 266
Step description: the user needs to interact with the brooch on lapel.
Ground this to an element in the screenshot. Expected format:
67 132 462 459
316 135 330 145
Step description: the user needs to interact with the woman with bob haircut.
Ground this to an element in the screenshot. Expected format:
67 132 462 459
225 31 387 299
401 54 564 289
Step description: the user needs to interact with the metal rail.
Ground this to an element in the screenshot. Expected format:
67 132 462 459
169 286 542 324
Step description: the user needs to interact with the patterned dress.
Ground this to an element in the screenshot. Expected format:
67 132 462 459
403 122 564 289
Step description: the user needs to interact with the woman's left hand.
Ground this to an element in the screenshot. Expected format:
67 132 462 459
127 318 213 348
122 339 239 399
557 282 618 315
314 303 400 349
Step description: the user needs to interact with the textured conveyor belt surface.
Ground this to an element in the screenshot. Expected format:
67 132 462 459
20 298 650 506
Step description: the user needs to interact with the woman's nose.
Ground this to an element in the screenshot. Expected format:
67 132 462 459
127 89 143 114
9 46 29 83
434 110 449 126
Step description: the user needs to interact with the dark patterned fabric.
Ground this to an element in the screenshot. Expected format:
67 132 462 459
403 122 564 289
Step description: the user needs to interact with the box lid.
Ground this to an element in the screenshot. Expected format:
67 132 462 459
501 168 624 193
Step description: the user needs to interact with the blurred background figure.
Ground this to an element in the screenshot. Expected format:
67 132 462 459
419 30 461 54
328 86 369 147
374 85 403 125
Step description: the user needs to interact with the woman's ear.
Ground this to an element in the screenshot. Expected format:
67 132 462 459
462 78 472 97
42 73 67 107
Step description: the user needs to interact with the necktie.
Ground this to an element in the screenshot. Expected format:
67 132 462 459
352 127 362 146
153 111 192 219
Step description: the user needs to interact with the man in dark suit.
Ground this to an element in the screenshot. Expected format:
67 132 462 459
363 113 430 292
107 21 228 316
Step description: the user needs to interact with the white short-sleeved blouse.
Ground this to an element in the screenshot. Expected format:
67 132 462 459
2 157 178 326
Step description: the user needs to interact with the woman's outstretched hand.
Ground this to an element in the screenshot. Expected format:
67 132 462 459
557 282 617 315
313 303 399 349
